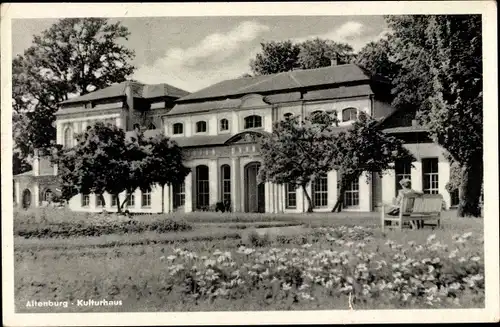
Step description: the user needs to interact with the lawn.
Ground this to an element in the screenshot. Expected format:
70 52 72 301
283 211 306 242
14 208 484 312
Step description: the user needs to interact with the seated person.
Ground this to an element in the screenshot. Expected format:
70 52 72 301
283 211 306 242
386 178 420 216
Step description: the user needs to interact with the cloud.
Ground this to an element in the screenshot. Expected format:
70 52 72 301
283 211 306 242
294 21 390 52
133 21 268 92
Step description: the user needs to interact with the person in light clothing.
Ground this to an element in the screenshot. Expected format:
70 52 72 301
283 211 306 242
386 178 419 216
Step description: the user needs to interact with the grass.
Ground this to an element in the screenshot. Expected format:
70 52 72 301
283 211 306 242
14 208 484 312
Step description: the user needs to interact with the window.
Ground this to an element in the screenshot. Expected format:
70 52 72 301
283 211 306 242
64 127 73 148
244 115 262 129
342 107 358 122
284 112 293 119
148 123 156 130
196 121 207 133
82 194 90 207
173 183 186 209
96 194 104 207
395 160 412 196
285 183 297 209
312 174 328 208
142 188 152 207
128 192 135 207
450 189 459 207
111 195 118 207
344 178 360 207
173 123 184 135
196 165 210 208
422 158 439 194
220 165 231 203
43 189 53 202
220 119 229 131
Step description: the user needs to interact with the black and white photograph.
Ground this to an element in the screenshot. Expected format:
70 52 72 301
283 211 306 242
1 2 498 326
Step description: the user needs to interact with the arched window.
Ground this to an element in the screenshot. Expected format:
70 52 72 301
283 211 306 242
342 107 358 122
311 110 323 116
196 121 207 133
312 174 328 208
147 123 156 130
220 118 229 131
244 115 262 129
43 189 53 203
63 127 73 148
220 165 231 203
196 165 210 208
173 123 184 135
284 113 293 120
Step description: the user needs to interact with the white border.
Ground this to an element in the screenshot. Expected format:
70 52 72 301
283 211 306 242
1 2 498 326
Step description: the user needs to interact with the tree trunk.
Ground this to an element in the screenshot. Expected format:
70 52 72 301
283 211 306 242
302 184 314 213
332 173 359 213
100 194 106 208
120 192 132 211
457 159 483 217
161 184 165 214
115 194 122 214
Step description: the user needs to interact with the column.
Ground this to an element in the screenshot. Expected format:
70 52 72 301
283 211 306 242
231 157 241 212
411 161 423 192
163 184 171 213
327 170 338 210
169 185 174 212
209 159 219 205
381 169 396 205
264 182 271 213
90 193 97 210
104 192 112 210
438 161 451 209
231 111 240 134
134 188 141 211
81 121 88 132
358 173 372 212
296 184 304 213
33 184 40 207
14 181 20 208
56 122 64 145
273 183 278 213
33 150 40 177
280 184 285 212
184 172 193 213
115 116 122 129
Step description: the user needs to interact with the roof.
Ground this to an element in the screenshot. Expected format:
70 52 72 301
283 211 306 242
60 81 189 105
14 170 33 177
178 64 372 102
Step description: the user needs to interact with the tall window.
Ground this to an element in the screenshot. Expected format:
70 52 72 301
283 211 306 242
43 189 53 202
422 158 439 194
142 188 151 207
64 127 73 148
244 115 262 129
173 183 186 209
450 189 459 207
82 194 90 207
173 123 184 135
344 178 360 207
342 107 357 122
96 194 104 207
196 121 207 133
312 174 328 208
220 165 231 203
395 160 412 196
220 119 229 131
111 195 118 207
285 183 297 209
128 192 135 207
196 165 210 208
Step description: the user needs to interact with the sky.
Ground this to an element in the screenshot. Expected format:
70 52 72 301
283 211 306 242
12 16 389 93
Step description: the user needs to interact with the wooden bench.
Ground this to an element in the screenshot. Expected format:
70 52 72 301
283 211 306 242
381 193 443 231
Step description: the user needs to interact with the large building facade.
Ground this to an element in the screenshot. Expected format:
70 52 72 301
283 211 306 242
13 64 458 213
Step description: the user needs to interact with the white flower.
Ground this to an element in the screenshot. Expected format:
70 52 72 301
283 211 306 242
470 256 481 262
282 283 292 291
427 234 437 243
166 255 177 261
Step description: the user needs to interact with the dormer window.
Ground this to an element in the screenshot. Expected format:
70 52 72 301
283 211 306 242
342 107 358 122
244 115 262 129
220 118 229 131
173 123 184 135
196 121 207 133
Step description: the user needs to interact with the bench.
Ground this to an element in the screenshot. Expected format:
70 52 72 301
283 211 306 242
381 193 443 231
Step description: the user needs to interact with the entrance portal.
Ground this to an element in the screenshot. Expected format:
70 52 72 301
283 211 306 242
244 162 265 213
22 189 32 209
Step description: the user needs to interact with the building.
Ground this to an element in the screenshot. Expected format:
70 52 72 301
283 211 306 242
13 64 457 213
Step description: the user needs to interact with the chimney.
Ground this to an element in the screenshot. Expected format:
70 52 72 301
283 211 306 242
33 149 40 177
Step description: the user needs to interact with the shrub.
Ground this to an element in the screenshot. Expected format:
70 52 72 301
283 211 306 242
242 229 272 247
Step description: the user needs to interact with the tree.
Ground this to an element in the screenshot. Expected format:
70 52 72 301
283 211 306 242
330 114 415 212
12 18 135 161
355 37 400 80
250 38 356 76
298 38 355 69
387 15 483 217
52 123 190 213
258 111 339 212
142 134 191 213
250 40 301 76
